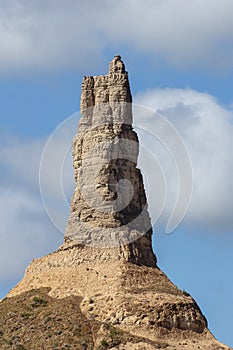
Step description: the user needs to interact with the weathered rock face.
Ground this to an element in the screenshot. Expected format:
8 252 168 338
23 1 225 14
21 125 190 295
5 56 232 350
65 55 155 265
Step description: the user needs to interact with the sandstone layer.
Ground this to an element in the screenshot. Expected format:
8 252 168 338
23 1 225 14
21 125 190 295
6 246 230 350
4 56 231 350
65 55 154 258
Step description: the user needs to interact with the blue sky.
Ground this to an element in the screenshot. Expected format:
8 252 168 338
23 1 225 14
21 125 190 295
0 0 233 347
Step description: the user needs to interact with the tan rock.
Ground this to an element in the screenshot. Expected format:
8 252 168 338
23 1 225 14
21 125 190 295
5 56 231 350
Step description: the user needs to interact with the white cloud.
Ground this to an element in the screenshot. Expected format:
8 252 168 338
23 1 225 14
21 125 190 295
0 188 61 280
0 1 104 74
0 136 65 282
0 136 44 188
135 88 233 232
1 0 233 73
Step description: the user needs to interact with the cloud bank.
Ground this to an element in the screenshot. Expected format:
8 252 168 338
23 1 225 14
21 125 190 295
0 136 63 281
1 0 233 73
135 88 233 232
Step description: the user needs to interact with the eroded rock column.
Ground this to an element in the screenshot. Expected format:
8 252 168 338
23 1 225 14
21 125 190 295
65 56 156 266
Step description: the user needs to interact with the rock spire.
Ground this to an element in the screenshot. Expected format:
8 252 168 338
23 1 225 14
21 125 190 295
65 55 156 266
5 57 231 350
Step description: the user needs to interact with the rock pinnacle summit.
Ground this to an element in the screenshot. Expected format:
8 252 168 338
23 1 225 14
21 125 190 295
64 55 156 266
3 57 231 350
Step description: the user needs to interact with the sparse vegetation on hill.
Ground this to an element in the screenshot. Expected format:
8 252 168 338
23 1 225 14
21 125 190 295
0 288 158 350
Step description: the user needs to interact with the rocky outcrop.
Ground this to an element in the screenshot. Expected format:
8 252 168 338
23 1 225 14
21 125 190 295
65 54 155 266
5 56 231 350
